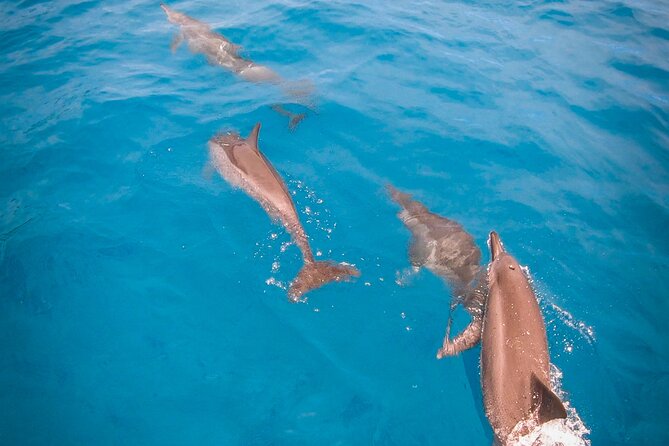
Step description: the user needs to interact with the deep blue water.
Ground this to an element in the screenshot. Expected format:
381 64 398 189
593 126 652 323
1 0 668 444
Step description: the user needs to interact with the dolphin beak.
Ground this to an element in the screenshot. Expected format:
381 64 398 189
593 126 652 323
489 231 505 261
160 3 170 15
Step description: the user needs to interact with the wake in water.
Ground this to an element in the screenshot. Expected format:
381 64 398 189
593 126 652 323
525 267 596 352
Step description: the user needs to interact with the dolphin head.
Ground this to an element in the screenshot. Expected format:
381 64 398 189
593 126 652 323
488 231 505 261
160 3 189 25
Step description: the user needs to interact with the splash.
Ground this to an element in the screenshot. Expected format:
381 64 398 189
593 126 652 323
288 179 336 239
280 241 293 253
258 179 342 295
547 301 596 345
521 264 595 351
265 276 287 291
512 418 589 446
511 364 590 445
254 229 291 259
550 364 591 443
394 266 420 286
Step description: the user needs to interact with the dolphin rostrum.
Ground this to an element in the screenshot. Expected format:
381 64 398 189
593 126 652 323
482 231 567 444
387 185 487 357
209 123 359 300
161 3 309 129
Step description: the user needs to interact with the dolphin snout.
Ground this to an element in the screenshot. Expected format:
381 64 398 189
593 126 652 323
160 3 172 16
488 231 505 261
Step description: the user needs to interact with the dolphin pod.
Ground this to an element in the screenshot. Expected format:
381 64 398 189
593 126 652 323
161 3 310 129
159 4 583 444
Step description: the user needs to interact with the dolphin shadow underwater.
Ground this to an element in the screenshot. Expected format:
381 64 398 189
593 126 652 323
161 3 312 130
208 123 359 301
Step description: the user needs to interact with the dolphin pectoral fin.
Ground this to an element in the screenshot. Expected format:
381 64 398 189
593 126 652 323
436 316 482 359
530 373 568 423
170 32 184 53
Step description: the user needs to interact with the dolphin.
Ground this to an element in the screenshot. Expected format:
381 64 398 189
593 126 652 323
209 123 359 300
386 185 487 358
481 231 567 444
160 3 309 129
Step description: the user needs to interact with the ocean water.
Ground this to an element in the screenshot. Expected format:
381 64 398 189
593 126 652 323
1 0 668 444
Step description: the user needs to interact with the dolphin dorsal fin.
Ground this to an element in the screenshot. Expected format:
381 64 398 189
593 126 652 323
531 373 567 424
246 123 261 152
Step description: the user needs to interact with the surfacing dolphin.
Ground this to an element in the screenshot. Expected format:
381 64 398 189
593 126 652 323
209 123 359 300
482 231 567 444
161 3 309 129
386 185 487 357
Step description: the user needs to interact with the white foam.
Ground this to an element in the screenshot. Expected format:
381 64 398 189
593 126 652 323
512 418 588 446
288 179 336 239
395 266 420 286
546 363 591 445
265 276 287 291
548 301 596 345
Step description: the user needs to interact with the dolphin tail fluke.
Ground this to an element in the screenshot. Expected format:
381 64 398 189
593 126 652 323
270 104 306 130
288 261 360 302
531 373 568 423
288 113 306 131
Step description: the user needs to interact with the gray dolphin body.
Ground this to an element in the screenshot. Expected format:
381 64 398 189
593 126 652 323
482 232 567 444
161 3 307 129
209 123 359 300
387 185 486 357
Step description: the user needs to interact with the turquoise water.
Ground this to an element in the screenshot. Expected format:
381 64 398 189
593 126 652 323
1 0 668 444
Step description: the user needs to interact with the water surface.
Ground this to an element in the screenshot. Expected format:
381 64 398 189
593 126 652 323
1 0 668 444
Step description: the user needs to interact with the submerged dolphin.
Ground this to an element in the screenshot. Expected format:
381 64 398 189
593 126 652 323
482 232 567 444
387 185 486 357
209 123 359 300
161 3 308 129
